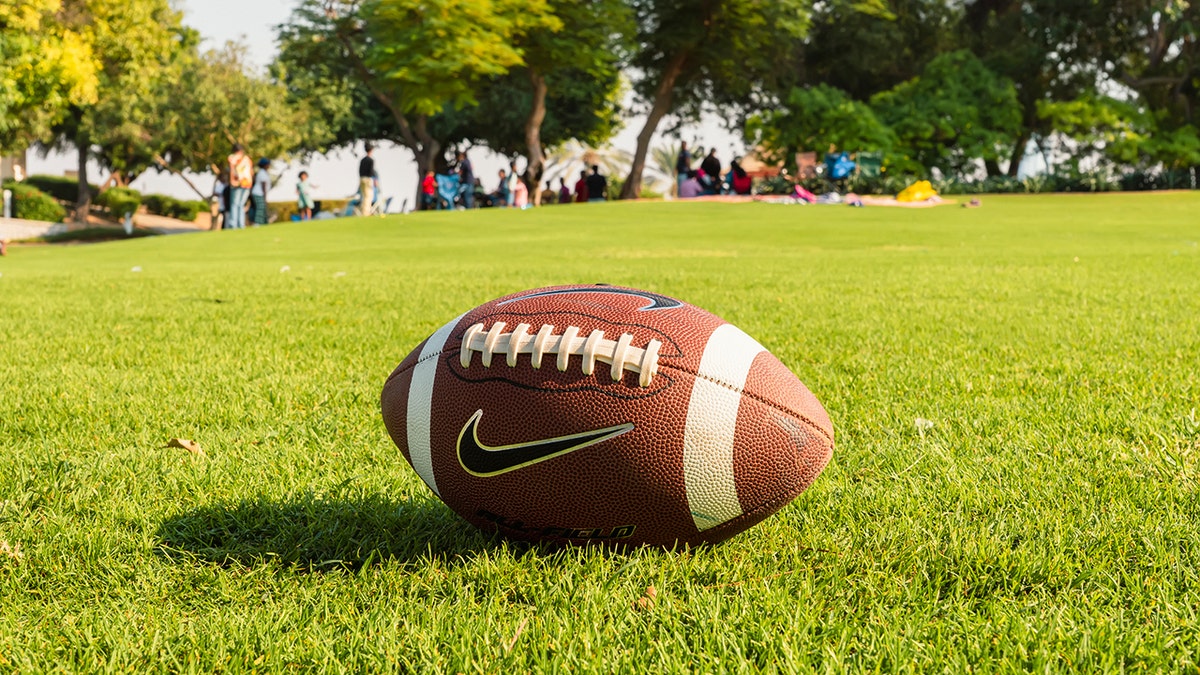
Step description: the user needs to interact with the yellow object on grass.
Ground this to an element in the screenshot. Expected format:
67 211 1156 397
897 180 938 202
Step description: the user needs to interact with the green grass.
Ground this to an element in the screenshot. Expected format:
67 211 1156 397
1 193 1198 672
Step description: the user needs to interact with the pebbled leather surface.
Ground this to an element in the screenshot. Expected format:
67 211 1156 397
381 284 834 547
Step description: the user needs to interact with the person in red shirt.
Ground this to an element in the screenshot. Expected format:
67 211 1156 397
573 169 589 203
421 170 437 210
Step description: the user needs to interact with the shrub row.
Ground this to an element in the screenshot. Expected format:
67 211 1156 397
753 168 1198 196
143 194 206 222
24 174 98 204
2 182 67 223
94 187 142 219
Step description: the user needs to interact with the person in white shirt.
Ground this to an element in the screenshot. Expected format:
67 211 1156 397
251 158 271 226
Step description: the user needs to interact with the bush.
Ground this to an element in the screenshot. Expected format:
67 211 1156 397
142 194 175 216
94 187 142 219
143 194 206 221
2 182 67 222
24 174 98 204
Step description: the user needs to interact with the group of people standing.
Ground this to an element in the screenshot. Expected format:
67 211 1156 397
674 141 753 198
215 144 274 229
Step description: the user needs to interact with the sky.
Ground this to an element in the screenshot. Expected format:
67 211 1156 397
28 0 744 209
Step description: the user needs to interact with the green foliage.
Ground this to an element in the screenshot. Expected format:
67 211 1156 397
142 194 205 221
796 0 957 101
23 175 98 204
746 84 896 171
870 50 1022 178
0 182 67 222
0 0 98 152
364 0 558 117
160 44 314 178
464 0 631 158
93 187 142 218
1040 96 1200 172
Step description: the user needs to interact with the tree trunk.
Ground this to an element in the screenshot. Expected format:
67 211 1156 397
524 70 548 206
1007 131 1029 177
984 158 1002 177
74 132 91 224
621 51 689 200
412 115 440 211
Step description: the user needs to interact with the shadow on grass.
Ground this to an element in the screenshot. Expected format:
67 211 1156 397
155 493 509 572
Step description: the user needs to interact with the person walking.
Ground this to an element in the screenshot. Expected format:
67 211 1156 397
675 141 692 196
226 144 252 229
585 165 607 202
251 158 271 226
357 143 376 216
297 170 315 220
456 150 475 209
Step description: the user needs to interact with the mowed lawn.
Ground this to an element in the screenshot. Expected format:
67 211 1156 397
1 193 1198 672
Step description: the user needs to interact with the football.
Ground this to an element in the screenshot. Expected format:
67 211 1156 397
380 284 834 547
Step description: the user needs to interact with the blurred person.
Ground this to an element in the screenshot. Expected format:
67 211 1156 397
297 170 315 220
675 141 692 195
700 149 721 185
495 169 511 206
211 171 228 230
727 157 752 195
558 177 571 204
226 143 252 229
421 170 436 210
679 170 703 199
357 143 376 216
574 169 589 203
251 158 271 226
514 175 529 208
540 180 556 205
506 161 520 207
585 165 607 202
457 150 475 208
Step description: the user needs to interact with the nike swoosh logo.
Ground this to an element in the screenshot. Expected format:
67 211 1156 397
456 409 633 477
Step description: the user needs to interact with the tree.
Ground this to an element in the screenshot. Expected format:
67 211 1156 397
507 0 630 203
0 0 98 153
47 0 186 219
794 0 957 101
961 0 1125 176
277 0 557 203
746 84 895 172
154 44 316 198
619 0 812 199
870 50 1021 178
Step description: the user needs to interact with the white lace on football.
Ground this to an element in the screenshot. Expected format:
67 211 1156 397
459 322 662 387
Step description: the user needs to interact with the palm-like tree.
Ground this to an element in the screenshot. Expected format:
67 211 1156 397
543 140 633 187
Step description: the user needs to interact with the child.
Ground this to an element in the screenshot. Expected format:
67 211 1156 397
296 171 315 220
421 170 436 210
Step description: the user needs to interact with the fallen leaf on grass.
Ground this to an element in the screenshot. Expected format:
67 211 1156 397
164 438 205 457
0 540 22 563
633 585 657 611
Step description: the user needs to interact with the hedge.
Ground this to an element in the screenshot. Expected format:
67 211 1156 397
24 174 98 204
94 187 142 219
143 194 206 221
3 182 67 222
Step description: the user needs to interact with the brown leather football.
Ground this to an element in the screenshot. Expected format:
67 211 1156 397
380 284 834 547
